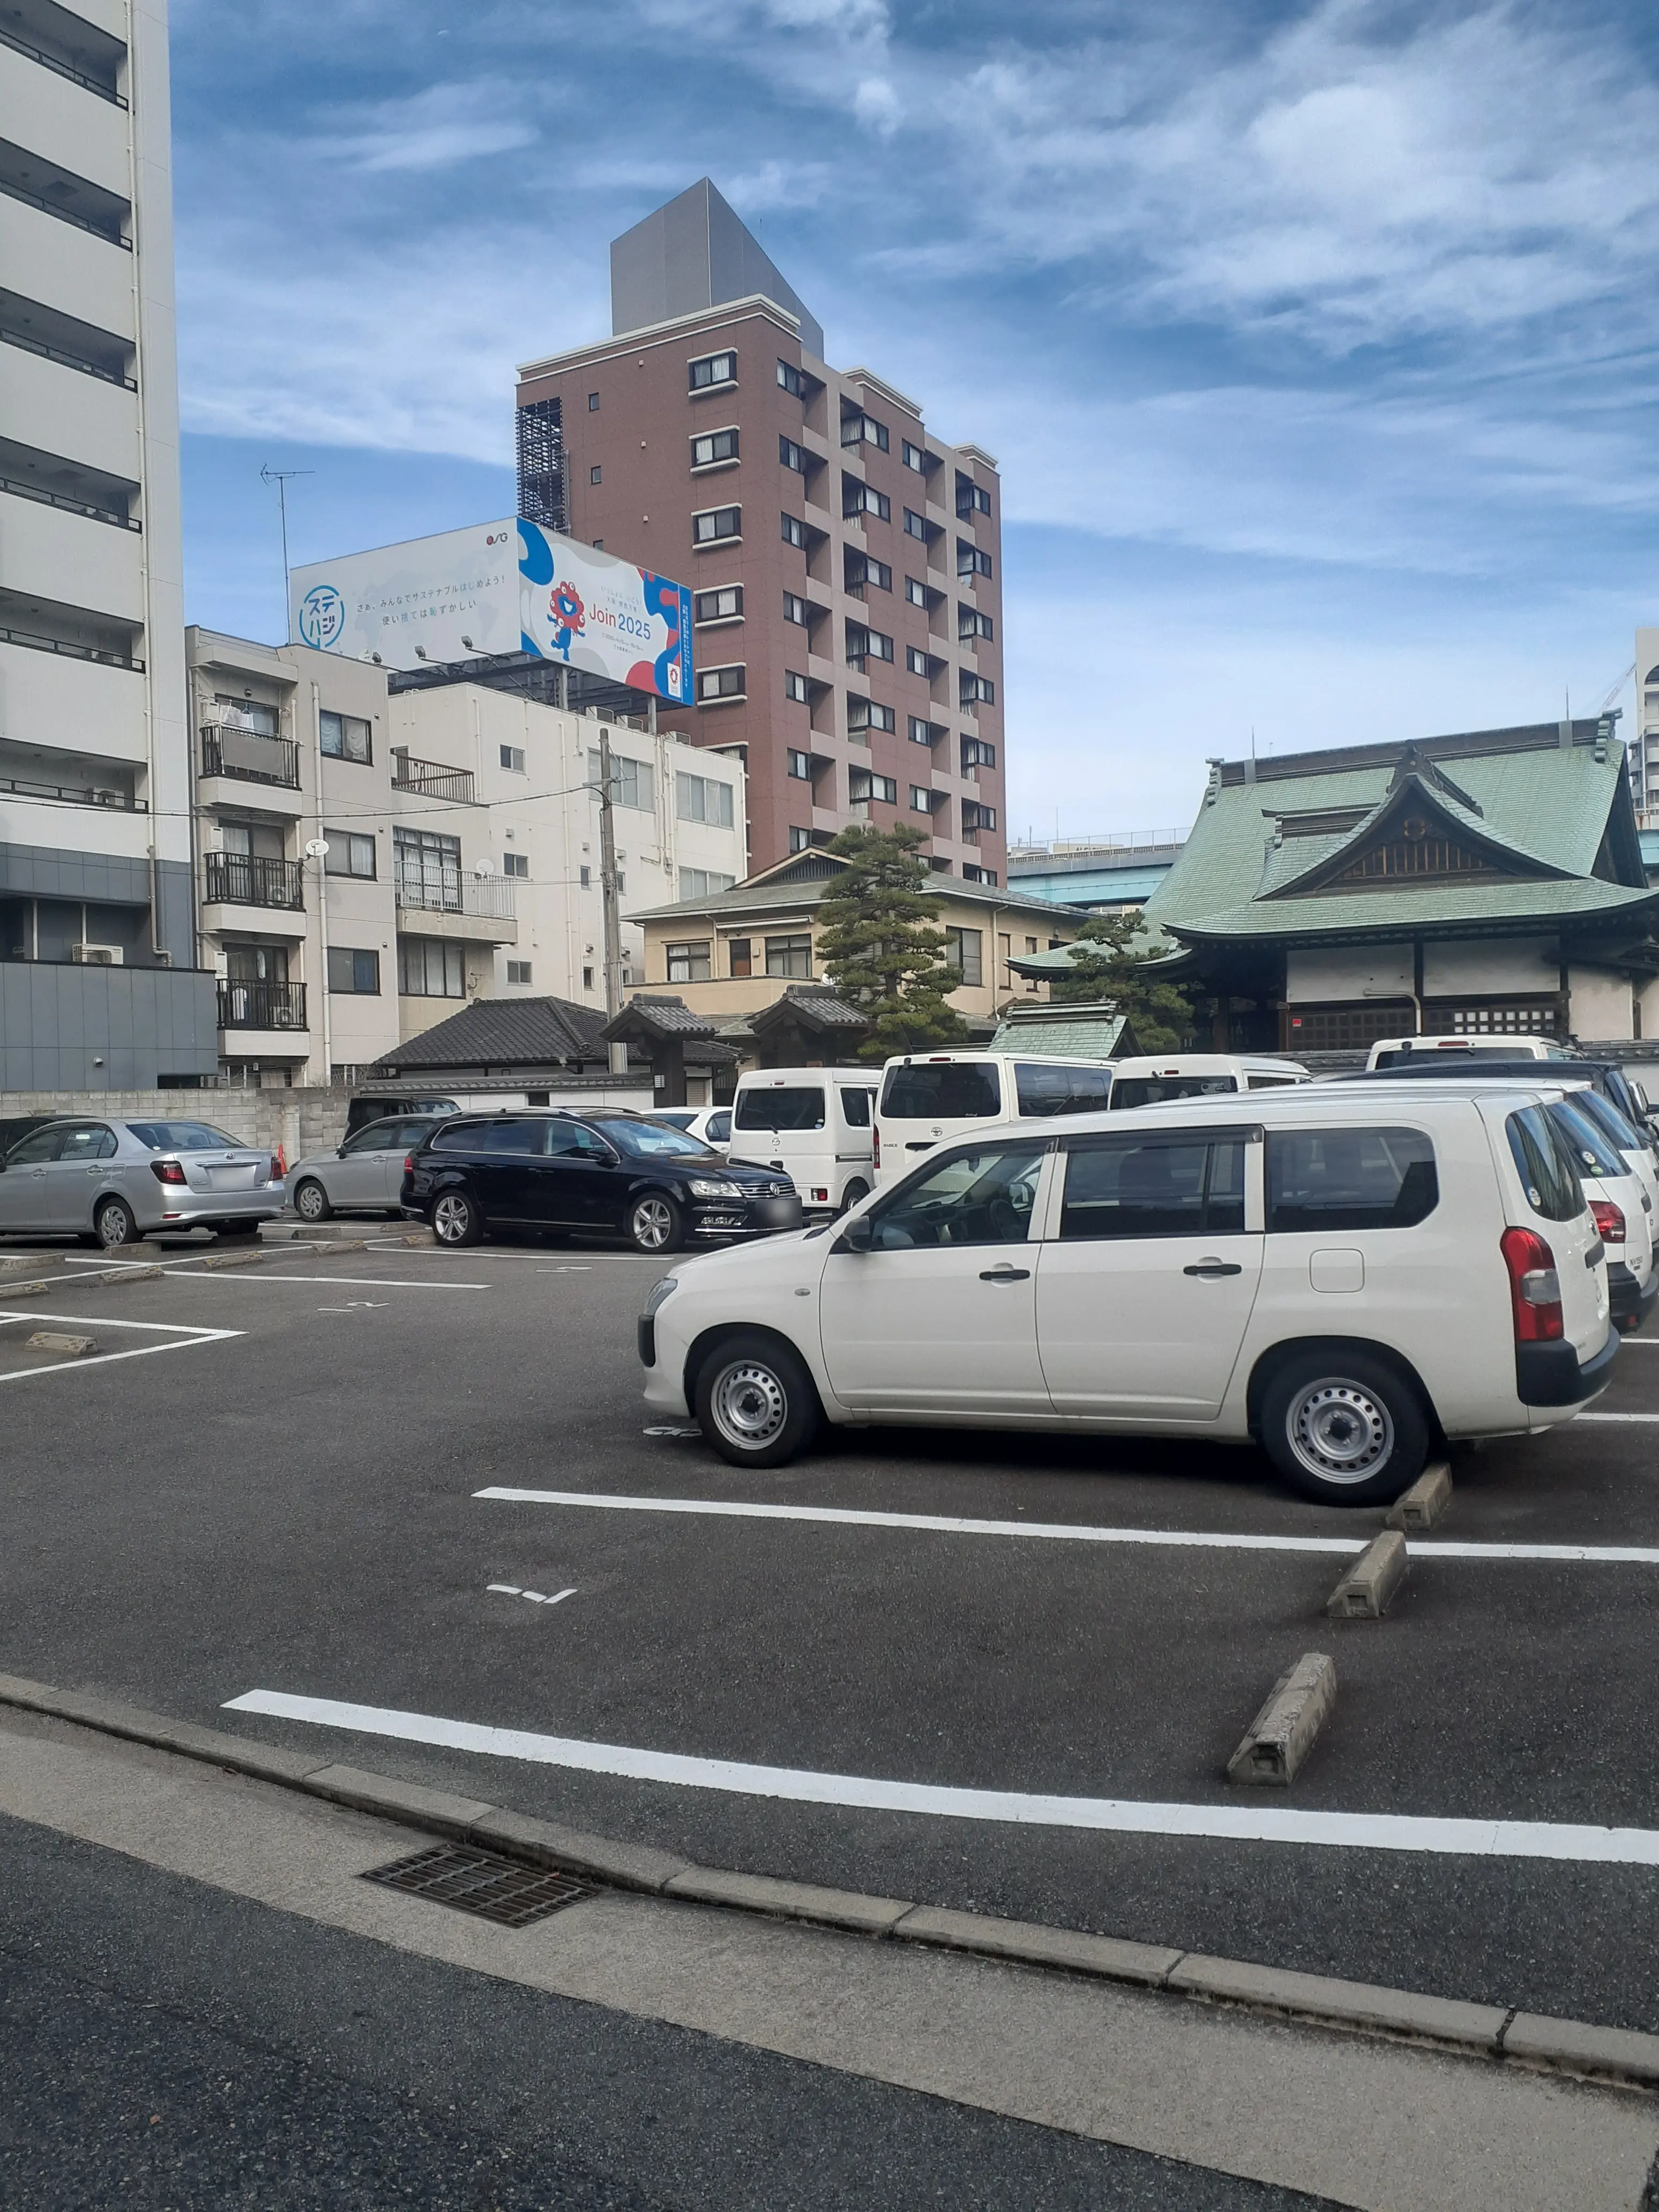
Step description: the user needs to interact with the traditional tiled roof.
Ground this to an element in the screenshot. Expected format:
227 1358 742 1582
375 995 609 1071
749 984 869 1036
604 995 720 1042
987 1002 1137 1056
626 848 1081 929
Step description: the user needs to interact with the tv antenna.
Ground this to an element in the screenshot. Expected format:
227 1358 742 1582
259 464 313 626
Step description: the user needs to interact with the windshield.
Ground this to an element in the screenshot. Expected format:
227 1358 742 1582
596 1119 719 1160
1112 1074 1238 1109
125 1122 243 1151
880 1062 1000 1120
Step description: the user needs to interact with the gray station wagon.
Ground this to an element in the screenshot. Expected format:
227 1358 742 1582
0 1118 284 1246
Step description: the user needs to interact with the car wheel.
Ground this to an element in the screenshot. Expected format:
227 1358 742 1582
215 1220 261 1239
94 1196 139 1249
627 1192 683 1253
292 1178 332 1223
1259 1347 1429 1507
838 1179 869 1214
431 1189 483 1247
694 1331 821 1469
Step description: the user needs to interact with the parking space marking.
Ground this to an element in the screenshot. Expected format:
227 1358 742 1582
1576 1413 1659 1423
486 1585 577 1606
0 1308 241 1381
473 1488 1659 1565
223 1688 1659 1865
144 1271 489 1290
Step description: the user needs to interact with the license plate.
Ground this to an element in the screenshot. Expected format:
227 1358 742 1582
206 1163 259 1190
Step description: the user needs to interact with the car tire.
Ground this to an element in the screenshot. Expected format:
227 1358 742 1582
694 1331 821 1469
94 1196 139 1249
1259 1346 1430 1506
627 1192 684 1254
292 1178 333 1223
430 1189 483 1247
838 1179 870 1214
215 1220 261 1239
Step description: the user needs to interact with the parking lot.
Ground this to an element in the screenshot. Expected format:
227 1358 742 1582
4 1224 1659 2038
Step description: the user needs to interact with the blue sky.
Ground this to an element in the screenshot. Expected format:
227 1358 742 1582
170 0 1659 839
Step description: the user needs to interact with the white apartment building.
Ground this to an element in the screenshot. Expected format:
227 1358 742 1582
1633 628 1659 831
0 0 214 1086
186 630 748 1085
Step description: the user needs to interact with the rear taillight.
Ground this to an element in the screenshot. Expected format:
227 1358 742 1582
403 1154 414 1174
1590 1199 1626 1246
1501 1225 1564 1342
271 1147 286 1179
872 1125 881 1170
151 1159 186 1186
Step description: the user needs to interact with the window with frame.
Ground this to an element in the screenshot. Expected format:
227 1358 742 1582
851 769 898 806
502 851 529 878
789 827 811 852
910 785 937 813
667 940 712 984
689 349 736 390
779 434 806 473
962 864 997 885
904 509 931 542
398 937 465 997
692 427 739 468
905 576 929 606
499 744 525 772
677 771 736 827
587 391 600 410
962 800 997 833
327 946 380 993
766 932 812 977
869 1140 1047 1251
956 474 992 518
729 938 753 976
846 621 893 664
943 925 983 986
589 751 654 810
781 511 806 549
589 464 602 484
694 585 742 624
843 479 891 522
959 541 993 578
787 749 813 781
324 829 376 879
848 696 895 734
579 865 591 888
679 866 736 900
55 1122 118 1161
319 711 371 763
901 440 928 473
1267 1127 1439 1232
845 549 892 593
1059 1135 1245 1240
783 591 809 626
960 672 996 706
693 504 741 544
906 646 936 678
698 664 745 702
841 412 890 452
909 715 940 746
961 736 996 770
776 358 804 397
959 607 994 641
784 670 809 703
506 960 533 984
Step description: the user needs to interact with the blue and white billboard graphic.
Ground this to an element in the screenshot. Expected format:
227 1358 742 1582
517 520 692 706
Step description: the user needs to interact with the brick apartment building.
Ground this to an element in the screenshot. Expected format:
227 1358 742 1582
515 180 1007 885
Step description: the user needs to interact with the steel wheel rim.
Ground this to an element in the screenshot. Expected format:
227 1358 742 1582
711 1359 788 1450
98 1204 131 1247
632 1197 673 1250
1287 1379 1393 1484
432 1194 471 1242
296 1183 324 1220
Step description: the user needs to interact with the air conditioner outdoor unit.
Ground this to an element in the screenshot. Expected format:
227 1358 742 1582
71 944 123 965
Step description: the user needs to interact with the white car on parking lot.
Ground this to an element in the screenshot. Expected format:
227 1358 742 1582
639 1085 1615 1505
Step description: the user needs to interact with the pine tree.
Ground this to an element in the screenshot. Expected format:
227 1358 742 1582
1048 908 1194 1051
815 823 971 1060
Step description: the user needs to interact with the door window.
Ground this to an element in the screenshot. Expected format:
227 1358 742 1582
344 1122 399 1154
735 1086 826 1132
6 1126 67 1164
1014 1063 1112 1117
840 1088 872 1127
543 1120 613 1158
56 1123 118 1162
869 1141 1046 1249
879 1062 1001 1119
706 1112 731 1144
478 1120 542 1154
1267 1127 1438 1231
1059 1138 1245 1239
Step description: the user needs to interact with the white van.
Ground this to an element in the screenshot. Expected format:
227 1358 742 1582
872 1051 1114 1187
1107 1055 1309 1109
729 1067 879 1216
1366 1035 1569 1070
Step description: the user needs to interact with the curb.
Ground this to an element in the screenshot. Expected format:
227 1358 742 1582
2 1670 1657 2096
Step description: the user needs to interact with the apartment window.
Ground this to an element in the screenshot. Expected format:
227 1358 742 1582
593 539 603 550
679 867 736 900
692 427 739 468
579 865 591 888
841 412 890 452
729 938 753 976
689 349 736 390
788 827 811 853
779 434 806 474
787 749 813 780
845 550 891 592
781 512 806 549
906 646 937 678
587 392 600 412
843 477 890 522
319 711 371 763
902 440 928 472
909 715 941 746
502 852 529 878
324 829 376 879
962 864 998 886
582 965 594 990
784 670 809 704
698 664 745 703
944 926 984 987
499 744 526 772
959 540 993 578
398 938 465 997
589 465 603 484
766 933 813 978
962 800 998 833
959 607 994 641
783 591 809 626
693 585 742 624
956 474 993 519
851 770 899 806
693 505 741 544
677 771 736 827
847 696 895 735
960 672 996 706
905 576 929 607
910 786 937 813
589 750 654 810
327 946 380 993
667 940 713 983
846 621 893 664
504 959 533 984
961 736 997 770
776 358 803 397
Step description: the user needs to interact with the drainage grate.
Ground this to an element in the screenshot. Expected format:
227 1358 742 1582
361 1843 591 1927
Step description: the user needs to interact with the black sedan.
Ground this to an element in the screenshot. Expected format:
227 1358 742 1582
400 1110 803 1252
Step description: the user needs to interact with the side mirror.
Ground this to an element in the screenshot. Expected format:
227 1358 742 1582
838 1212 873 1253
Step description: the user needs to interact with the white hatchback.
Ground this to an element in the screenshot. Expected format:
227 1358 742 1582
639 1086 1616 1505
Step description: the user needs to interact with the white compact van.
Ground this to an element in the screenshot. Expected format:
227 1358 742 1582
1366 1035 1569 1069
1107 1055 1309 1109
729 1067 879 1216
873 1051 1115 1187
640 1083 1617 1504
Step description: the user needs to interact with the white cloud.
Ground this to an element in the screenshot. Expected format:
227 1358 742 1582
307 81 539 174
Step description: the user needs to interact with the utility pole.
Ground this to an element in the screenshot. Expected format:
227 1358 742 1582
597 726 624 1021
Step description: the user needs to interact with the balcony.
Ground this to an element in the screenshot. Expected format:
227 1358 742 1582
392 753 475 803
204 851 304 910
394 871 517 944
217 979 308 1033
0 768 142 810
201 723 301 789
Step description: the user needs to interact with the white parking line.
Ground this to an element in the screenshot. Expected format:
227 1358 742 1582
473 1488 1659 1564
1576 1414 1659 1424
222 1688 1659 1865
486 1585 577 1607
0 1308 241 1380
151 1272 488 1290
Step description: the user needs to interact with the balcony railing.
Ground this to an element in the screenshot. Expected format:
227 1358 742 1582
392 753 475 802
0 772 144 810
201 724 301 789
1 622 141 671
204 851 304 910
216 980 307 1032
394 872 516 919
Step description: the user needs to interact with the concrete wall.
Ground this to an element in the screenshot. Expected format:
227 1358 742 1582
0 961 216 1087
1422 937 1553 996
1283 946 1413 1002
1568 966 1634 1042
0 1083 351 1157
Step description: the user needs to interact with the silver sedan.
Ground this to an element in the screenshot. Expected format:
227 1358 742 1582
0 1117 285 1247
285 1116 444 1223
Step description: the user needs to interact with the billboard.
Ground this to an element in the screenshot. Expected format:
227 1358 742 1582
289 519 694 707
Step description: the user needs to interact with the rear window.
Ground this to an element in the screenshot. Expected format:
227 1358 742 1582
1267 1126 1438 1231
1546 1100 1625 1180
735 1086 826 1132
125 1122 241 1151
880 1062 1000 1120
839 1087 872 1127
1570 1089 1645 1156
1507 1105 1583 1222
430 1122 489 1151
1014 1063 1112 1117
1112 1074 1238 1109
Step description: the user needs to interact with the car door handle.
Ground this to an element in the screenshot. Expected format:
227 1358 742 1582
980 1265 1031 1282
1184 1260 1243 1277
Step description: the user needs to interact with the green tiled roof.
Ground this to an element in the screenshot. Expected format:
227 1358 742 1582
1175 877 1659 941
988 1006 1133 1056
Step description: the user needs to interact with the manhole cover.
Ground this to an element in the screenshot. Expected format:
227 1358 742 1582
361 1843 590 1927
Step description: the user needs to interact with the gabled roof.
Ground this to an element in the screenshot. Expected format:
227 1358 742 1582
603 995 719 1043
627 849 1079 929
749 984 869 1038
375 995 609 1071
987 1003 1138 1057
1260 769 1571 902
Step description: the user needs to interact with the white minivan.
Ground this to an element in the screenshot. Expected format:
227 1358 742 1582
728 1068 879 1216
873 1051 1115 1187
1107 1055 1309 1108
640 1084 1616 1505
